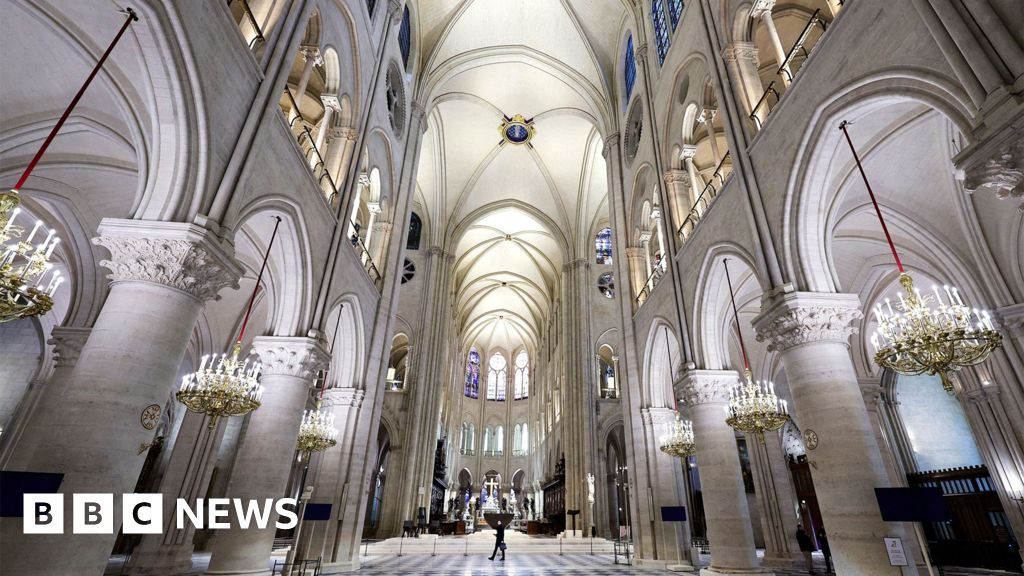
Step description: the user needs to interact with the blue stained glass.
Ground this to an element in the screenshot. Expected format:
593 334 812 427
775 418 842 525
399 6 412 69
465 348 480 399
367 0 377 17
651 0 670 65
669 0 684 31
595 227 613 264
505 124 529 143
624 35 636 105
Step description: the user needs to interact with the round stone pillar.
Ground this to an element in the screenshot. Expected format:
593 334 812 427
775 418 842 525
639 407 693 569
206 335 329 575
679 370 770 576
0 219 241 576
754 291 915 576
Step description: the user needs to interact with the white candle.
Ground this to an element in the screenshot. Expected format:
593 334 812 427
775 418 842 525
26 220 42 243
44 237 60 258
3 207 19 233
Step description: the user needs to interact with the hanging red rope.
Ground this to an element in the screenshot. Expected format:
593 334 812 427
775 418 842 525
839 120 905 273
236 216 282 344
12 8 138 192
723 258 751 371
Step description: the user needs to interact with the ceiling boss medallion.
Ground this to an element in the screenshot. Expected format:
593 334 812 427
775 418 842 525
499 114 536 147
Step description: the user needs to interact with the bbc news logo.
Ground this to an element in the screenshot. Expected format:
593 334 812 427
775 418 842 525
23 494 298 534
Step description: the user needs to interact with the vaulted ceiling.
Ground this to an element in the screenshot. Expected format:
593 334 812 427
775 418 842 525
413 0 626 353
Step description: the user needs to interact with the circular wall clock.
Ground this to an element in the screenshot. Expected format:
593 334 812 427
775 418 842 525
141 404 161 430
803 428 819 450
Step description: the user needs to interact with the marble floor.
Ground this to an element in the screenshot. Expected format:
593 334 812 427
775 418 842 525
104 550 1019 575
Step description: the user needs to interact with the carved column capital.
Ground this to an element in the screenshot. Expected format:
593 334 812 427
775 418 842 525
677 369 738 406
93 219 242 302
993 303 1024 339
721 42 759 67
858 376 883 407
962 138 1024 210
322 386 366 409
663 169 688 184
754 291 862 352
602 132 621 159
698 108 718 124
252 336 330 379
963 382 1000 405
635 43 649 65
750 0 776 19
640 406 676 428
388 0 404 25
48 327 92 368
300 45 323 66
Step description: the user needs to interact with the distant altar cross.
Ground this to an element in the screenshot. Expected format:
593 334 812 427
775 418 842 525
484 477 500 497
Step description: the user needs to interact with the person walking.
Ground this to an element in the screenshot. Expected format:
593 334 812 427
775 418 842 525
817 528 832 573
796 524 815 574
489 520 507 561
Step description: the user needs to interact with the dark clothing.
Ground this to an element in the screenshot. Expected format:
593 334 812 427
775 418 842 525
796 528 815 552
489 525 506 560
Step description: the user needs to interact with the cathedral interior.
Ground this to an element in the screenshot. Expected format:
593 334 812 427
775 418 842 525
0 0 1023 575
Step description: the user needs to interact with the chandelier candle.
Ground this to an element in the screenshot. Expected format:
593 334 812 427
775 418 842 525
839 121 1002 391
659 412 696 458
721 258 789 442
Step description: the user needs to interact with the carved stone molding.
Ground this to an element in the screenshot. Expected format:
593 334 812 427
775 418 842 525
388 0 403 24
721 42 759 66
252 336 330 379
640 406 676 428
993 303 1024 339
48 327 92 368
677 369 738 406
750 0 776 18
663 169 688 184
635 43 649 65
330 126 359 141
963 138 1023 209
602 132 621 159
963 383 1000 405
753 292 862 353
323 386 366 409
93 219 242 302
858 376 883 407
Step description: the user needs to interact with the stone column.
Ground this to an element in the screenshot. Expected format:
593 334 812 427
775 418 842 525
312 94 338 165
663 170 691 233
126 412 225 575
640 407 693 569
681 146 704 206
289 45 322 126
0 326 91 467
754 292 913 575
699 109 722 167
0 219 241 576
679 370 768 576
626 247 647 302
206 336 329 575
749 433 803 568
293 387 365 564
325 127 358 199
721 43 765 125
750 0 791 85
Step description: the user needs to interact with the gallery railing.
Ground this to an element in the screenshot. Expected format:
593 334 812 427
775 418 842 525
348 221 383 288
227 0 266 50
751 8 832 129
676 152 732 246
283 88 343 207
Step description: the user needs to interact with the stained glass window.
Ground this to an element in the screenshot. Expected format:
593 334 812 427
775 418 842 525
624 35 637 104
367 0 377 17
406 212 422 250
464 348 480 398
514 350 529 399
487 352 507 401
651 0 670 65
595 227 613 264
668 0 684 31
399 6 412 70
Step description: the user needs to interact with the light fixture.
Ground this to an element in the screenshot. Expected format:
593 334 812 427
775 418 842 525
176 216 283 428
839 121 1002 392
296 405 338 454
659 412 696 458
721 258 789 442
1 191 61 323
1 9 137 324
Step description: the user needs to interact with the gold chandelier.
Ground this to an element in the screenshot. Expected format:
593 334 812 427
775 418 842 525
840 121 1002 392
722 258 789 441
297 402 338 454
725 368 790 440
176 216 282 427
1 190 62 323
659 412 696 458
177 342 263 428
